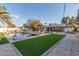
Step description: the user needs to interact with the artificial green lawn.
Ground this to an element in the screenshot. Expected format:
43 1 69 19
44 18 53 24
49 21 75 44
13 34 65 56
0 33 9 45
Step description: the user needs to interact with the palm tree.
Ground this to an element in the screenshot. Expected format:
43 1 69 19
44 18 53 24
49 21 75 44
70 16 78 32
61 16 70 25
70 16 77 26
61 16 79 32
0 6 16 28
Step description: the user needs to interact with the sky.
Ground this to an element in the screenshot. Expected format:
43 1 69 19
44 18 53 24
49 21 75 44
0 3 79 27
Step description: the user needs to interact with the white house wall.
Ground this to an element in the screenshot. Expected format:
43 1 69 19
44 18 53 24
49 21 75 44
64 27 74 32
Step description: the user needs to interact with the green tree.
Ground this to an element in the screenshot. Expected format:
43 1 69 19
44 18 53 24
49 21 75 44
23 19 43 31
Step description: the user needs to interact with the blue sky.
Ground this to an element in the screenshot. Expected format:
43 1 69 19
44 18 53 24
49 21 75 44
0 3 79 27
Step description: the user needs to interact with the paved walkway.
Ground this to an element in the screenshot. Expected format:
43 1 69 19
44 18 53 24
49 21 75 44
44 34 79 56
3 33 23 56
0 43 17 56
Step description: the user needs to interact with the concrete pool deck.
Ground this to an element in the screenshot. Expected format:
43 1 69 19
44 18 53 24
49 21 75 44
0 43 17 56
43 33 79 56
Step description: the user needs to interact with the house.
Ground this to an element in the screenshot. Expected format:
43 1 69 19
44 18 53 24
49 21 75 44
44 23 78 32
45 23 65 32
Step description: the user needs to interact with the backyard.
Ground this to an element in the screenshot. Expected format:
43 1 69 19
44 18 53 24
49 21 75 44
13 34 65 56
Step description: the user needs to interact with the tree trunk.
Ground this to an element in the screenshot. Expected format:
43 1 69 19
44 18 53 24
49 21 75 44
73 27 77 32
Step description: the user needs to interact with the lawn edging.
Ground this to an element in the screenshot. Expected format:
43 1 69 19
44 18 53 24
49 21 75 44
12 33 50 43
11 43 23 56
23 33 51 40
42 35 65 56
